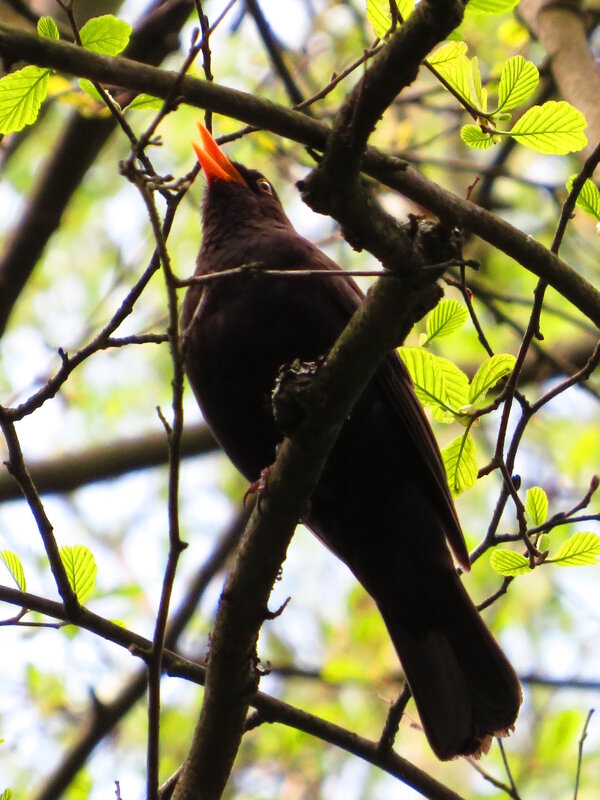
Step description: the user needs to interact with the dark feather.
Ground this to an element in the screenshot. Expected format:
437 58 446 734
183 160 521 759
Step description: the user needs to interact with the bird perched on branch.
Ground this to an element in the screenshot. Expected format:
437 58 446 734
182 122 521 760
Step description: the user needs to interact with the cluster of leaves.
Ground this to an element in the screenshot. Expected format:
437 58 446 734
398 298 515 495
1 544 97 604
0 15 160 135
367 0 587 155
491 485 600 575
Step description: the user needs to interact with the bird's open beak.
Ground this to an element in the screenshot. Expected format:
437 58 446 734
192 122 245 185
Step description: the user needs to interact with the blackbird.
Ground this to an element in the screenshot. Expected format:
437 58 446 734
182 123 522 760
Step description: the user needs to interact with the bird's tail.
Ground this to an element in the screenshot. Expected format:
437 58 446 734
375 573 522 761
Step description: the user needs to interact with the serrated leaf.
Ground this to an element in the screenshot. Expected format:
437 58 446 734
434 356 470 417
548 533 600 567
525 486 548 526
468 353 516 403
496 56 539 112
461 124 496 149
490 549 531 576
80 14 131 56
428 42 468 67
0 551 26 591
436 56 480 108
442 433 478 496
127 93 163 111
37 16 59 40
425 299 468 343
0 66 50 134
469 0 519 11
59 545 97 604
509 100 587 154
566 175 600 222
366 0 415 37
398 347 449 414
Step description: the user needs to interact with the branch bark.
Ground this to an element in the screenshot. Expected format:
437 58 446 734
0 423 216 501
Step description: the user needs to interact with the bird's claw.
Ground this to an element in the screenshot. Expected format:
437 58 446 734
243 467 270 513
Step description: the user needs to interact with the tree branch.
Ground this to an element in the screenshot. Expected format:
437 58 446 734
2 22 599 327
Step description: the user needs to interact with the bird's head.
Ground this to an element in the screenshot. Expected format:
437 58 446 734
192 122 292 229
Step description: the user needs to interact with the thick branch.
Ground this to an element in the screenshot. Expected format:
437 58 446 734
1 23 599 327
0 423 216 501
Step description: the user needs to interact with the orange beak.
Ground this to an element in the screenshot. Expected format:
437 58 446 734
192 122 245 185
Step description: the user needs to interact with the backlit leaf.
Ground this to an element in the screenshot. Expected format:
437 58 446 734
469 0 519 11
37 16 59 40
0 66 50 134
548 533 600 567
468 354 516 403
59 545 97 604
525 486 548 526
461 124 495 149
509 101 587 154
80 14 131 56
428 42 468 67
496 55 539 112
425 299 468 343
0 551 26 591
366 0 415 37
442 432 477 496
566 175 600 222
490 549 531 576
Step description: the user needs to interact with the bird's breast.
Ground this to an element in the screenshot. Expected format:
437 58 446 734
184 272 347 481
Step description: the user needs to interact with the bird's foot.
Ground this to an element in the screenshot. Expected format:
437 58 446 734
243 467 271 513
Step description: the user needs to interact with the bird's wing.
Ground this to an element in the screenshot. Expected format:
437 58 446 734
304 247 469 569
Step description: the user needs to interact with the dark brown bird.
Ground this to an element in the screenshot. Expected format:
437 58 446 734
183 123 521 760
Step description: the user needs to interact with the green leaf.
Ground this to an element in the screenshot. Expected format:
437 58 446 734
428 41 468 67
468 353 516 403
496 55 539 112
468 0 519 11
434 357 470 417
461 124 495 149
538 533 551 553
0 65 50 134
441 432 478 496
126 93 163 111
490 549 531 576
1 789 13 800
37 16 59 40
509 100 587 154
525 486 548 526
548 533 600 567
78 78 104 102
425 299 469 343
435 56 481 109
0 551 26 591
59 545 97 604
398 347 452 416
80 14 131 56
366 0 415 37
566 175 600 222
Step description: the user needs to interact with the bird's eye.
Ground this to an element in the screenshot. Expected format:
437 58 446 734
256 178 273 195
